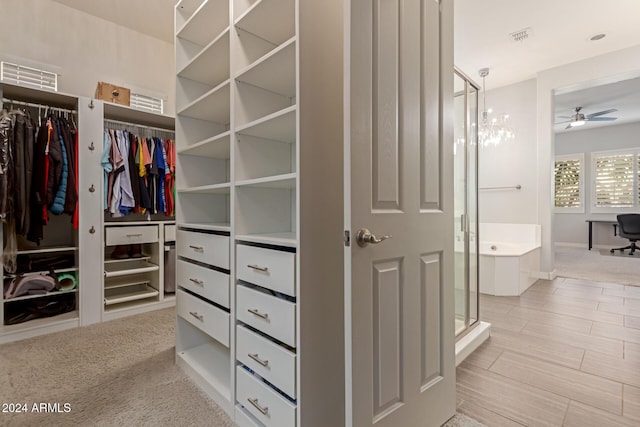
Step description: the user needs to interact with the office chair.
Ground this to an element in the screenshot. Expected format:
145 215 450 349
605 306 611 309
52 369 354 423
610 214 640 255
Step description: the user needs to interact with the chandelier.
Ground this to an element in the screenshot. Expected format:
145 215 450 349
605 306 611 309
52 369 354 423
478 68 515 147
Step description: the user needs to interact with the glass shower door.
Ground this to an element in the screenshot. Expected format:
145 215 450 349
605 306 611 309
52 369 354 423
454 69 479 337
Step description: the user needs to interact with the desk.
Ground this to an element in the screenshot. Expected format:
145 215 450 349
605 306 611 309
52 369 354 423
585 219 618 250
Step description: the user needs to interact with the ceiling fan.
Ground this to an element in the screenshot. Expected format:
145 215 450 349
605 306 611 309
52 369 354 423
557 107 618 129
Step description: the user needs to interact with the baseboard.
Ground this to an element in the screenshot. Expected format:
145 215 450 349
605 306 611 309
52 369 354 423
554 242 586 248
455 321 491 367
537 270 557 280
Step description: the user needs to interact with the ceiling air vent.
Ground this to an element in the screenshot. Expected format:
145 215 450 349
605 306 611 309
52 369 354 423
509 27 533 43
1 61 58 91
130 92 164 115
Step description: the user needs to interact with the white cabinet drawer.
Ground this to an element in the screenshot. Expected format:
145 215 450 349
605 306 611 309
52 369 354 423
237 286 296 347
236 367 296 427
177 260 229 308
237 245 296 297
177 229 229 269
105 225 158 246
235 405 263 427
237 325 296 398
165 224 176 242
176 289 229 347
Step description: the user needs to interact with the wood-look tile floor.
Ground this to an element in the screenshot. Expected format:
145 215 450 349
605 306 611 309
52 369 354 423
456 277 640 427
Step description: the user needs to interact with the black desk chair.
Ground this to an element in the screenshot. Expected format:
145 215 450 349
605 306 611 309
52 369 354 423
610 214 640 255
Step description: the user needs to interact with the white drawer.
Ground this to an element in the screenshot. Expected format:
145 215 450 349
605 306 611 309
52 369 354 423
176 289 229 347
105 225 158 246
237 285 296 347
235 405 263 427
237 325 296 398
177 260 229 308
237 245 296 297
177 229 229 269
165 224 176 242
236 367 296 427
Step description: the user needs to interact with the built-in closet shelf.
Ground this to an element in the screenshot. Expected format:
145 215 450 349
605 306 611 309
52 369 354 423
236 173 296 189
103 103 175 130
177 344 232 398
177 183 231 194
3 311 78 333
5 267 78 278
236 232 297 248
236 37 296 98
103 260 159 278
178 28 230 87
104 256 151 264
178 80 230 124
236 106 296 143
104 283 159 306
177 223 231 232
178 132 231 159
3 289 78 304
17 246 78 255
235 0 295 45
104 278 150 290
176 0 229 47
104 220 175 227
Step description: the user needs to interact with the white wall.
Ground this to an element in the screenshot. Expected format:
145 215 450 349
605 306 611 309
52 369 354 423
537 44 640 277
0 0 175 115
554 121 640 246
479 79 538 224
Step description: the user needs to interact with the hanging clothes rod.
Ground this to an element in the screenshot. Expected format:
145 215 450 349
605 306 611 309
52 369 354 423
104 118 175 135
2 97 77 114
479 185 522 191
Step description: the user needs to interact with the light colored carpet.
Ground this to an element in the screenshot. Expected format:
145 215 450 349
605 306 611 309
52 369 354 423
555 245 640 286
0 308 484 427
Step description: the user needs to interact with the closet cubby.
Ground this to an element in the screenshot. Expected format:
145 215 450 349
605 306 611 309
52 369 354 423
176 193 231 231
178 29 230 88
176 316 232 402
234 0 295 47
178 80 231 125
176 152 229 189
176 0 229 47
235 186 296 246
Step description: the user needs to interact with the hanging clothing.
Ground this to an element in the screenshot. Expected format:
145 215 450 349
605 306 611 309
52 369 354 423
0 110 15 223
101 130 113 209
49 119 68 215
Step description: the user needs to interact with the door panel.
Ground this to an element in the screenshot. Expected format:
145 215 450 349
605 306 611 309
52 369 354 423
347 0 455 426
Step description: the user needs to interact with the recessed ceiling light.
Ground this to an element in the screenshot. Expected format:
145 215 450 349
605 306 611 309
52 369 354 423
590 33 606 41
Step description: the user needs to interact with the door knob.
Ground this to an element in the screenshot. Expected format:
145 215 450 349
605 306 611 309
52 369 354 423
356 228 392 247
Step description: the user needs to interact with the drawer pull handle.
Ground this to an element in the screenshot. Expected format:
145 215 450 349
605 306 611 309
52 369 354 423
247 398 269 415
189 245 204 251
247 264 269 272
248 353 269 367
126 233 143 237
189 311 204 321
189 278 204 285
248 308 269 320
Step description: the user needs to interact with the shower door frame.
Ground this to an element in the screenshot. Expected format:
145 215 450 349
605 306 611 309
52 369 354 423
454 67 480 338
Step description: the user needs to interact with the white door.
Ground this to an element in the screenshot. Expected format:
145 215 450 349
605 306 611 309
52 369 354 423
345 0 455 426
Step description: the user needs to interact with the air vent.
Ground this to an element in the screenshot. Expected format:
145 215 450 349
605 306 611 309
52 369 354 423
1 61 58 91
509 27 533 43
130 93 164 115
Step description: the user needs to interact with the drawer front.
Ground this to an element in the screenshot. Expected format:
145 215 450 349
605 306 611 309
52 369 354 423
105 225 158 246
177 260 230 308
237 245 296 297
236 367 296 427
177 230 229 269
165 224 176 242
235 405 263 427
176 289 229 347
237 325 296 398
237 285 296 347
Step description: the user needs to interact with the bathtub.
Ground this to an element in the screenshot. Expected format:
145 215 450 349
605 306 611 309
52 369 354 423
479 223 541 296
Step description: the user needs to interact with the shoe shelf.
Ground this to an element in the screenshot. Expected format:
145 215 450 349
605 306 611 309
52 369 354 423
103 282 159 306
16 246 78 255
103 260 160 278
3 289 79 304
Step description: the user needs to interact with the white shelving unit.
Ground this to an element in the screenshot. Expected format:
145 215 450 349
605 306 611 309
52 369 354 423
175 1 345 426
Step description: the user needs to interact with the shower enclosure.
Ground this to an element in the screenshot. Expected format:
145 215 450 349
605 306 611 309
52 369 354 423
454 68 479 337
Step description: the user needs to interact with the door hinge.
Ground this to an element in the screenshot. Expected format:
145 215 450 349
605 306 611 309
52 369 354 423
344 230 351 247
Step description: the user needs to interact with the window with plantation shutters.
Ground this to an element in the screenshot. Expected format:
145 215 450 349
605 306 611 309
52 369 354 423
554 154 584 212
593 152 635 207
